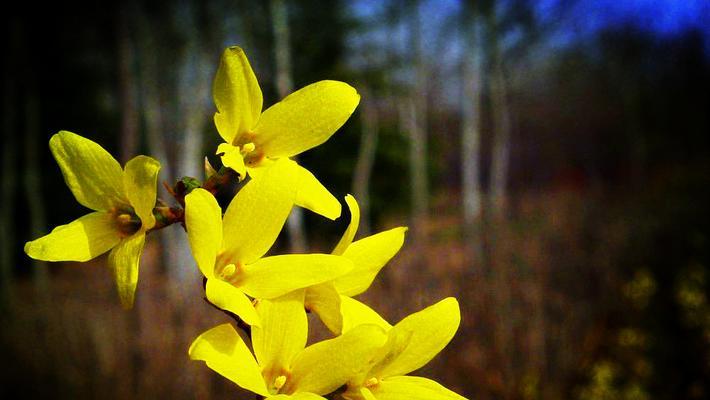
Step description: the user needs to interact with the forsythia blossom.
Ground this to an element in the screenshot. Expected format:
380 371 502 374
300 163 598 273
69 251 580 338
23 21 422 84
25 45 470 399
305 195 407 334
24 131 159 308
184 159 353 326
212 46 360 220
341 298 466 400
189 290 388 399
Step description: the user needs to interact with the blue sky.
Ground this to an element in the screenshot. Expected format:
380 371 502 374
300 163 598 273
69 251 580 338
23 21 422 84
352 0 709 38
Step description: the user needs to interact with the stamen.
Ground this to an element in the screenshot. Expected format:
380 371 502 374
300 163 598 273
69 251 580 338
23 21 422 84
113 209 142 237
219 263 237 280
364 377 379 388
274 375 287 390
116 213 133 224
241 142 256 154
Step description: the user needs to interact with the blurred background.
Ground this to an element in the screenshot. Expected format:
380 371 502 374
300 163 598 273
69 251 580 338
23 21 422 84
2 0 709 399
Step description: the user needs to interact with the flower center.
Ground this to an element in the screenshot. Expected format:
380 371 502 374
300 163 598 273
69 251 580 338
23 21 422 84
273 375 287 391
364 377 380 388
219 263 237 280
112 207 141 237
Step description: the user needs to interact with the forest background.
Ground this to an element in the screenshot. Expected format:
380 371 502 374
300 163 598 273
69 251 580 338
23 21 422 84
1 0 709 399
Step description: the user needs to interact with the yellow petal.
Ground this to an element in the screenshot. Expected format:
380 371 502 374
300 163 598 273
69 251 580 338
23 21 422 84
239 254 353 299
254 80 360 158
288 324 388 396
252 290 307 388
372 298 461 379
24 212 121 262
108 232 146 309
370 376 468 400
340 297 392 334
359 388 378 400
213 46 263 143
222 159 296 264
185 188 222 278
268 394 327 400
189 323 269 397
217 142 247 179
205 279 261 327
332 195 360 255
123 155 160 230
333 227 407 297
305 283 343 334
289 160 341 220
49 131 126 211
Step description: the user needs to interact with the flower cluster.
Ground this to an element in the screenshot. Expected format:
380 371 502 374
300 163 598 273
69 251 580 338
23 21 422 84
24 46 467 399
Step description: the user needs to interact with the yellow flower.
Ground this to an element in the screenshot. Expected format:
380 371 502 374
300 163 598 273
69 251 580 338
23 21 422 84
24 131 160 308
341 298 468 400
184 159 353 327
212 46 360 220
305 195 407 334
189 290 388 399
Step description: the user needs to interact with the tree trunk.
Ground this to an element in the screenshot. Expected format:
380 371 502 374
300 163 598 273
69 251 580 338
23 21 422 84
271 0 307 252
23 77 50 299
461 19 485 269
489 36 512 217
0 22 19 309
117 4 139 163
352 87 378 236
407 1 429 245
487 13 515 398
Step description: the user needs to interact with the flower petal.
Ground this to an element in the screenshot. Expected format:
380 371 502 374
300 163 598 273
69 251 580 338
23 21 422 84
123 155 160 230
108 232 146 309
305 283 343 334
252 290 307 388
239 254 353 299
340 297 392 334
24 212 121 262
213 46 263 143
49 131 126 211
332 195 360 255
205 279 261 327
370 376 468 400
371 298 461 379
287 324 388 396
185 188 222 278
217 143 247 178
333 227 407 297
268 394 327 400
289 160 341 220
254 80 360 158
359 388 378 400
222 159 297 264
188 323 269 397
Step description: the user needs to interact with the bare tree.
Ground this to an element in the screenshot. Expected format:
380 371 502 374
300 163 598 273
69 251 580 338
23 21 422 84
489 28 512 217
23 71 50 298
406 0 429 244
352 86 379 236
461 9 485 268
0 21 20 309
117 3 139 163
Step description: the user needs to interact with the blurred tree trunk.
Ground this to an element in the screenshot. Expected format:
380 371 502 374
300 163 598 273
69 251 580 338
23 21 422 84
352 87 378 236
271 0 307 252
407 0 429 245
487 9 515 398
461 16 485 270
489 34 512 217
117 4 138 163
23 77 50 299
0 21 19 309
